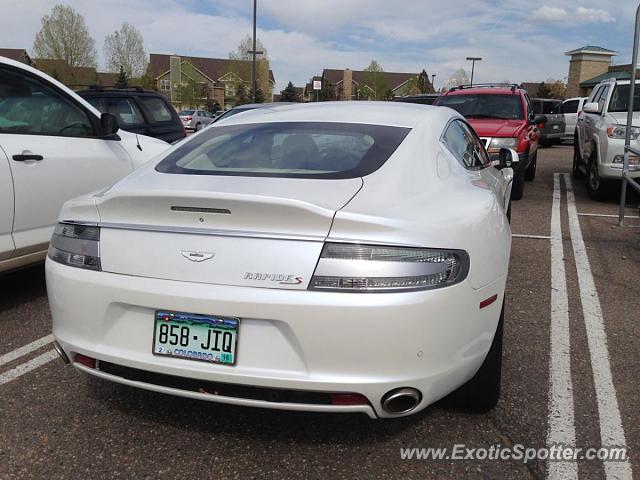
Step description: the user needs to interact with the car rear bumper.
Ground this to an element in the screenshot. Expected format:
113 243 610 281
46 259 506 418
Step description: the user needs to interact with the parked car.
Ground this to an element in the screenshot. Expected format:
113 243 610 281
434 84 546 200
561 96 588 142
0 55 170 273
573 78 640 199
179 109 215 131
47 102 516 418
531 98 565 147
393 93 441 105
77 87 185 144
213 103 297 124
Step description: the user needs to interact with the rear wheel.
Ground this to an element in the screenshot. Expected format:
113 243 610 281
447 300 504 412
525 151 536 181
586 151 612 201
195 122 202 131
572 136 583 179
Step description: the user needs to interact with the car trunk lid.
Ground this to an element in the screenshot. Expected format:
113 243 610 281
97 173 362 289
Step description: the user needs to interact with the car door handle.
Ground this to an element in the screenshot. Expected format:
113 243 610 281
12 153 43 162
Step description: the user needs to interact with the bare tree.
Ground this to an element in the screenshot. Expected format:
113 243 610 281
228 35 271 99
445 68 470 90
32 4 97 68
104 23 148 78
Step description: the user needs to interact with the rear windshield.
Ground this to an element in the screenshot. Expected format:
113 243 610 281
179 110 195 115
608 84 640 112
436 94 524 120
139 96 174 123
155 122 411 179
532 101 560 115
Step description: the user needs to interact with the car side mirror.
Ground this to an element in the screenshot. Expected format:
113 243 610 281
493 148 518 169
583 102 600 114
529 114 547 126
100 112 120 139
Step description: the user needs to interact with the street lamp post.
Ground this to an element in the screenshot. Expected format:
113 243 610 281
431 74 436 92
466 57 482 86
246 0 264 103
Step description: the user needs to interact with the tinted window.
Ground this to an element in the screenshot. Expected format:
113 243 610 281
589 86 603 104
563 100 579 114
156 122 410 179
436 94 524 120
608 84 640 112
0 67 95 137
597 85 610 111
179 110 195 116
139 97 174 123
442 120 489 169
104 97 144 126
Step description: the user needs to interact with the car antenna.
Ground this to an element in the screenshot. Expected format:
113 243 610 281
135 132 142 151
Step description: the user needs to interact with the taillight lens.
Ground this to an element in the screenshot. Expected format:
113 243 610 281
309 243 469 292
48 223 101 270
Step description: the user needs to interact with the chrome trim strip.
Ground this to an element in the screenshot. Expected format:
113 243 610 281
93 221 326 242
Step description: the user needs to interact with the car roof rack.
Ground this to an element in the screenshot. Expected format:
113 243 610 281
448 83 521 93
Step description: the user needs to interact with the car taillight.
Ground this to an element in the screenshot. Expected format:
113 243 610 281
48 223 101 270
308 243 469 292
185 116 192 121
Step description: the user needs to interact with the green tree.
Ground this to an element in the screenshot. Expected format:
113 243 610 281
249 85 265 103
234 82 250 106
229 35 271 102
178 77 199 109
383 89 395 101
33 4 97 68
280 81 300 102
416 69 433 93
140 63 156 90
114 65 128 89
536 82 552 98
363 60 389 101
317 78 336 102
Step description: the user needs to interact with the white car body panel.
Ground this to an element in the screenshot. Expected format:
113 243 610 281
0 145 14 260
47 102 512 418
562 96 587 138
0 56 170 272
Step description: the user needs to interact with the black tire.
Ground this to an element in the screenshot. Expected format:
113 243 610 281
447 300 504 412
585 150 612 201
540 139 551 148
195 123 202 131
525 151 536 181
572 136 583 179
511 167 525 201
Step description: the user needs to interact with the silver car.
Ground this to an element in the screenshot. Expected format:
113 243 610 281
178 110 215 131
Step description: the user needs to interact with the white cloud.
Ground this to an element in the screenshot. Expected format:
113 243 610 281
532 5 615 24
532 6 568 22
576 7 615 23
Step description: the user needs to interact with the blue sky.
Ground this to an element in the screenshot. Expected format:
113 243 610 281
0 1 636 91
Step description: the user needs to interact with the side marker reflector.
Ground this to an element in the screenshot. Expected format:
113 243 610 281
479 294 498 309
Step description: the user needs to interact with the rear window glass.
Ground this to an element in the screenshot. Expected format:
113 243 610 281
139 97 174 122
105 97 144 126
156 122 411 179
179 110 195 116
436 94 524 120
532 101 560 115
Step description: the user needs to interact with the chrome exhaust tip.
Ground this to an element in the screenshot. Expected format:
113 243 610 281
53 341 70 365
381 387 421 415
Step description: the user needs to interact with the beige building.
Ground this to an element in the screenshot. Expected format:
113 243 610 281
565 46 617 97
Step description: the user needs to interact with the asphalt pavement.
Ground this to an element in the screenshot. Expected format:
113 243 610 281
1 145 638 479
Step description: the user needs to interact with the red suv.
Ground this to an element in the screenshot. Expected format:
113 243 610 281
434 84 546 200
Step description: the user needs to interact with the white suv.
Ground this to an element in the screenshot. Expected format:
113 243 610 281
573 78 640 199
0 56 170 273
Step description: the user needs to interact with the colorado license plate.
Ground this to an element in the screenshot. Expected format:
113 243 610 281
153 311 239 365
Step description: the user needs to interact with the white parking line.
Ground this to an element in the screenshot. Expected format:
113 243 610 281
564 174 633 480
0 334 54 367
547 173 577 480
0 349 58 386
